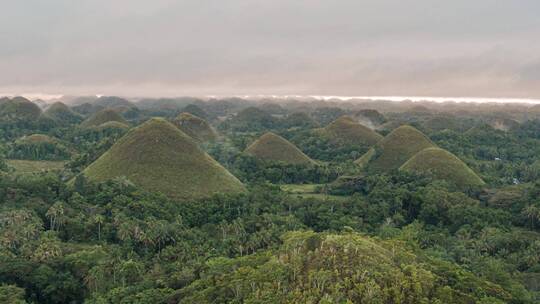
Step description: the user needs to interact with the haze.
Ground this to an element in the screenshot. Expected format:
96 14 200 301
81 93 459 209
2 0 540 99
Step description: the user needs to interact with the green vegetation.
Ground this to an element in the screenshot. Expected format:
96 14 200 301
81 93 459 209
8 134 71 160
181 104 210 120
1 97 540 303
353 109 387 128
43 102 83 125
180 230 513 303
79 108 128 128
244 132 315 165
400 147 485 190
81 118 246 200
356 125 435 172
92 121 130 132
172 112 217 142
0 97 42 123
219 107 278 132
6 159 66 173
319 116 383 146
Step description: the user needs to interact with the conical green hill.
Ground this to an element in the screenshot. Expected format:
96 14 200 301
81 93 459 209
400 147 485 190
81 118 245 200
172 112 217 142
355 125 435 172
44 102 83 124
245 132 316 165
321 116 383 146
80 108 128 128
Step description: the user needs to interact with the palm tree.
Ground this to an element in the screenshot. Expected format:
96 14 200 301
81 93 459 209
46 201 65 231
522 205 540 229
93 214 104 240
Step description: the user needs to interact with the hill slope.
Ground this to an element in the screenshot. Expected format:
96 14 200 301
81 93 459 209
180 231 512 303
172 112 217 142
80 108 128 128
81 118 245 200
44 102 83 124
244 132 316 165
320 116 383 146
0 97 42 123
221 107 278 131
400 147 485 190
356 125 435 172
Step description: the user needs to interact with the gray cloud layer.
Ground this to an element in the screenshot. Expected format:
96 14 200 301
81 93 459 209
1 0 540 97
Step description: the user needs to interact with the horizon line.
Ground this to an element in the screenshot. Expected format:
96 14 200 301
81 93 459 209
2 93 540 104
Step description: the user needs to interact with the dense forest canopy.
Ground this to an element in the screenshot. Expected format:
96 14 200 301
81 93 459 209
1 96 540 303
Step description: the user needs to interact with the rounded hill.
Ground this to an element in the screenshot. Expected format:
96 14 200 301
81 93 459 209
9 134 70 160
320 116 383 146
81 118 245 200
221 107 277 131
44 102 83 124
0 97 42 123
172 112 217 142
80 108 128 128
353 109 387 129
93 121 130 132
244 132 316 165
355 125 435 172
400 147 485 190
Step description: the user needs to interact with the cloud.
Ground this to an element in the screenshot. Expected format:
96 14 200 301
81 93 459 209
1 0 539 97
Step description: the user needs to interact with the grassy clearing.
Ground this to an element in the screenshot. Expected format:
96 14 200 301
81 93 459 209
281 184 350 201
7 159 66 173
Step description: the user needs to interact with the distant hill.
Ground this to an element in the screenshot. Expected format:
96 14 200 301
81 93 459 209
94 96 137 109
72 103 105 116
244 132 316 165
181 104 210 120
81 118 246 200
319 116 383 146
9 134 70 160
80 109 128 128
44 102 83 124
282 112 319 129
356 125 435 172
93 121 130 132
221 107 278 131
400 147 485 190
172 112 217 142
488 117 519 132
0 96 42 123
258 102 287 115
352 109 387 129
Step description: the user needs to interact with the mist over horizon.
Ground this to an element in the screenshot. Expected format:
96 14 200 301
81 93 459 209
2 1 540 99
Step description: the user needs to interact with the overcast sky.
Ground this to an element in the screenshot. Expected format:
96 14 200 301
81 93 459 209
2 0 540 98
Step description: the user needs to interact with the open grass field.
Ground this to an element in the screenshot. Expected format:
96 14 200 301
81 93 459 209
7 159 66 173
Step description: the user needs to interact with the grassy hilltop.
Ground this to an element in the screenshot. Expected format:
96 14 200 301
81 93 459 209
80 108 128 128
81 118 245 200
400 147 485 190
244 132 316 165
319 116 383 146
172 112 217 142
356 125 435 172
44 102 83 124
